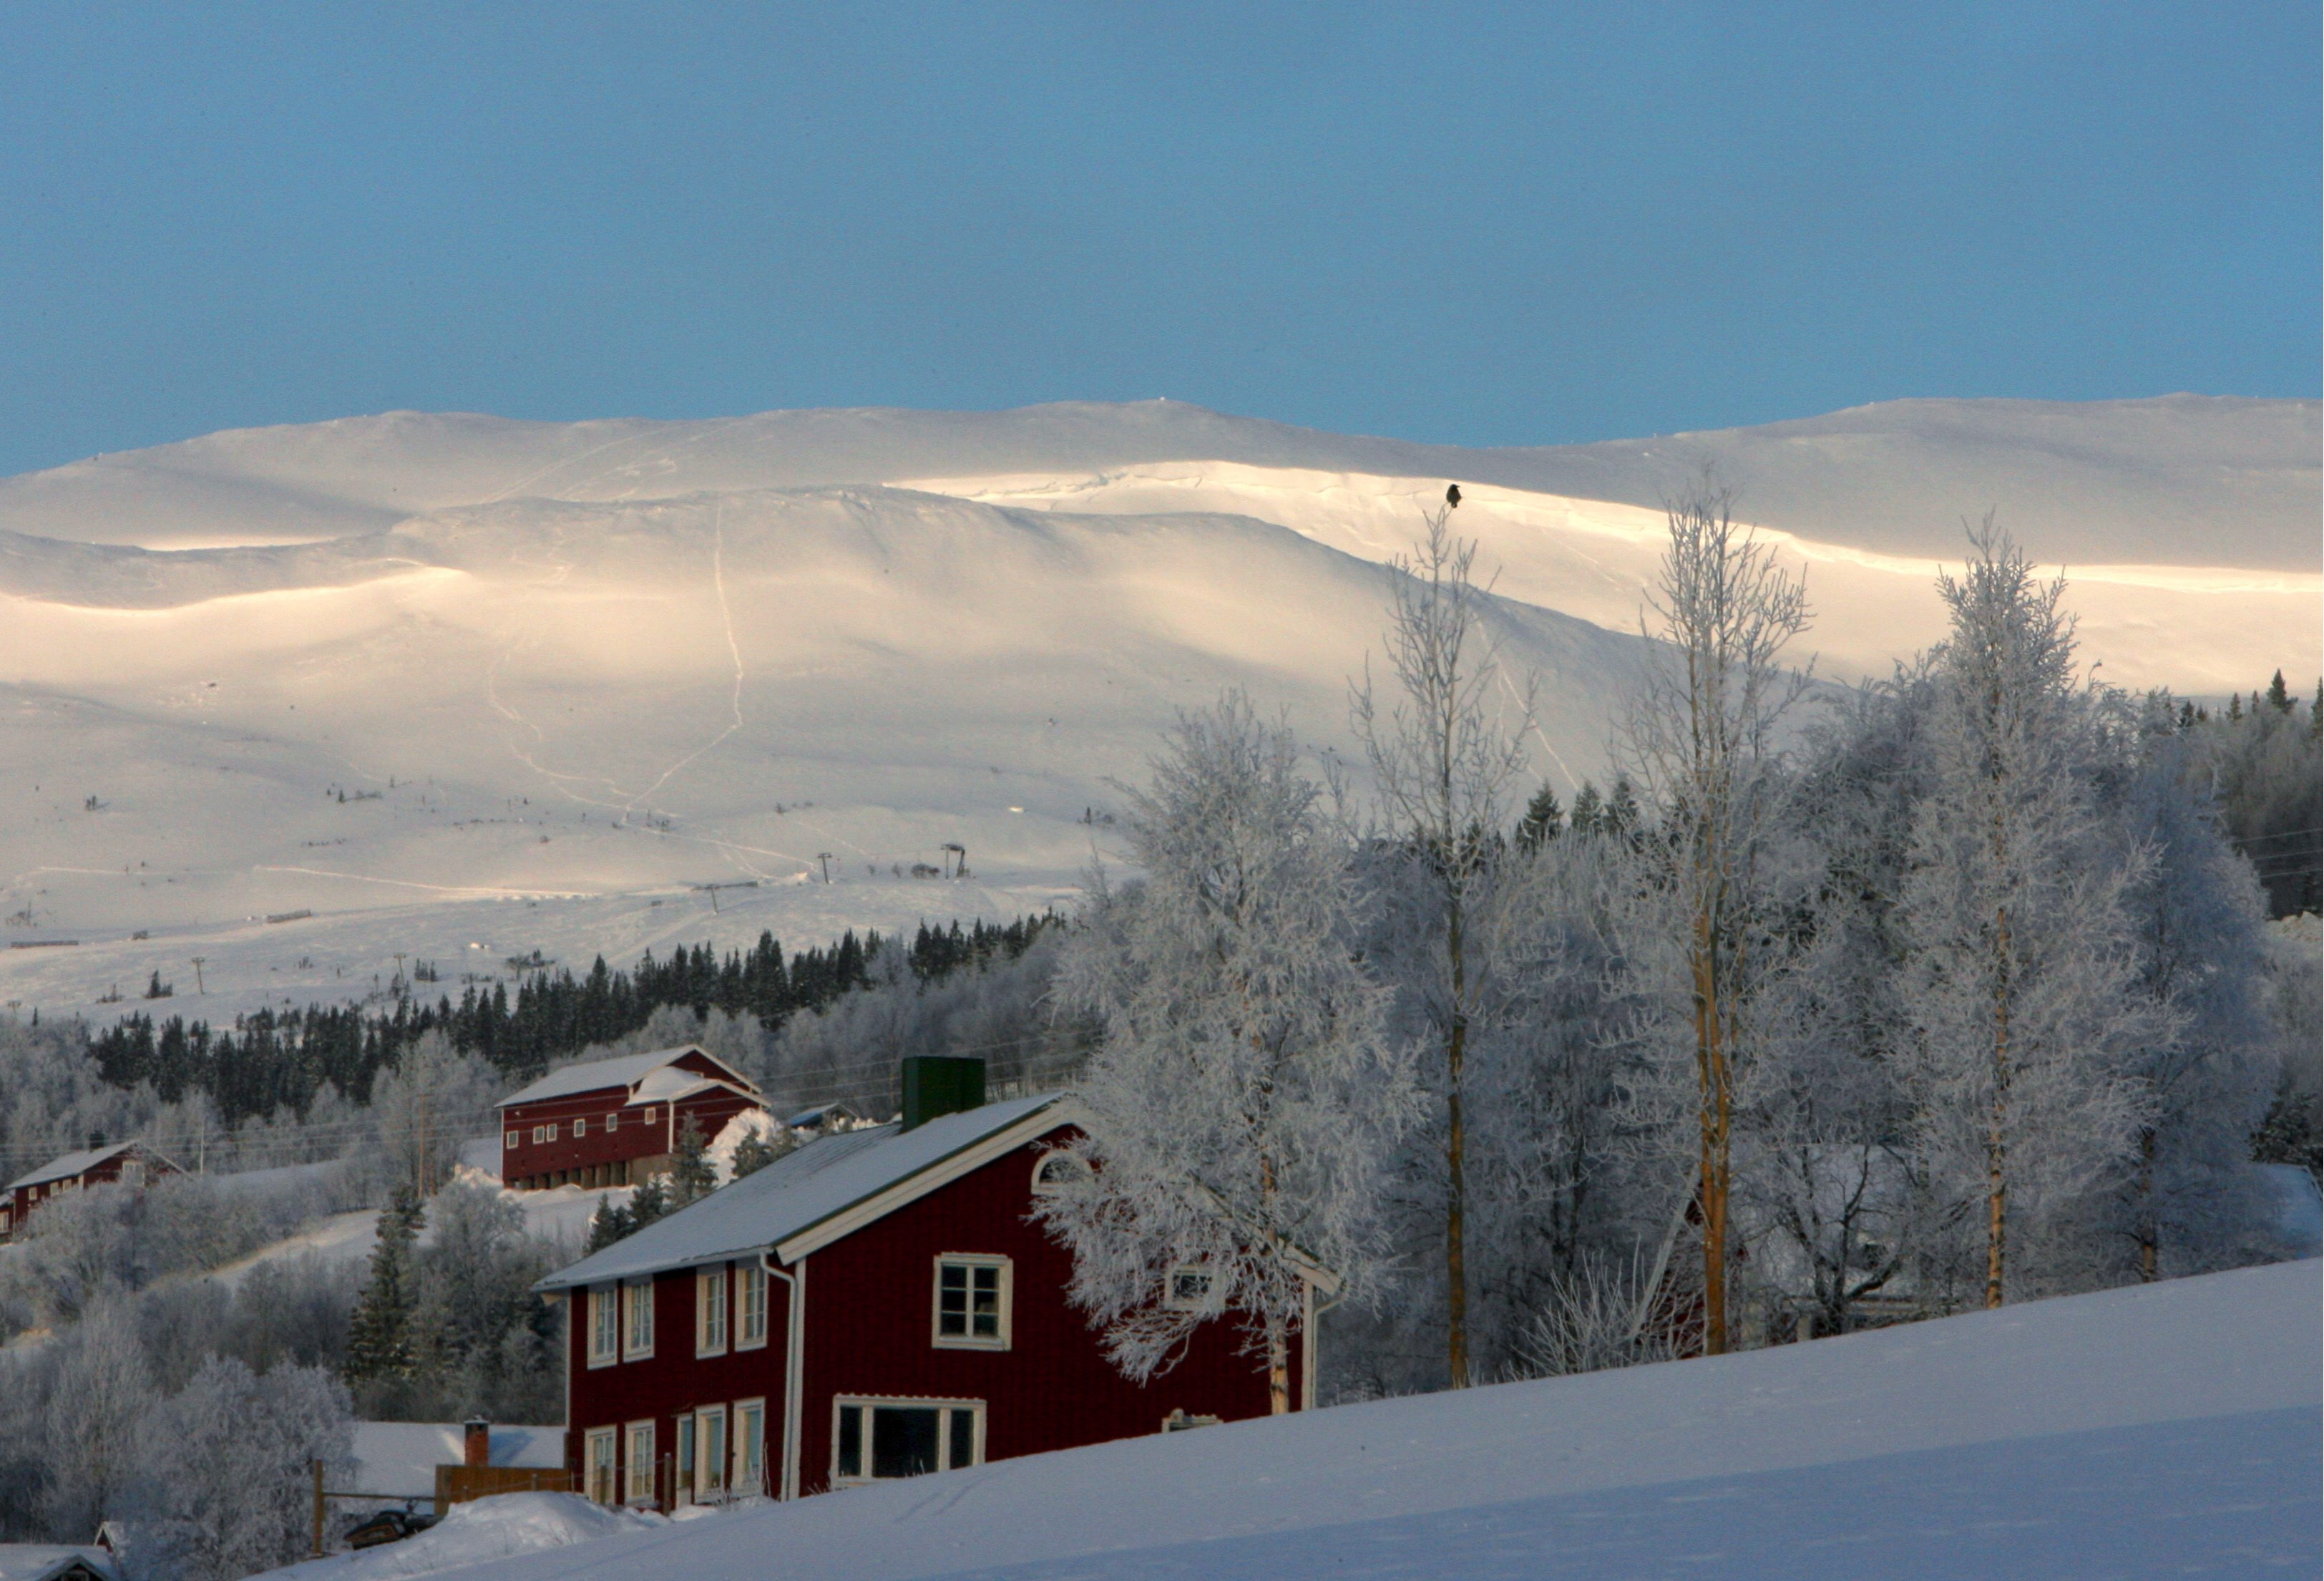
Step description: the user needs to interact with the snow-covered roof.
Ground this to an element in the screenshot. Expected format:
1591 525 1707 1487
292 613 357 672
537 1094 1063 1289
0 1548 119 1581
350 1422 567 1499
627 1065 741 1107
498 1045 756 1109
6 1141 144 1194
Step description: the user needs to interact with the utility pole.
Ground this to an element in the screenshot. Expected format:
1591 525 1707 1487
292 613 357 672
191 956 207 994
816 853 834 884
393 953 407 995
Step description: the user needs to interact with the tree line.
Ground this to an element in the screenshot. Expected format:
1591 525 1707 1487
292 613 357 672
84 918 1053 1126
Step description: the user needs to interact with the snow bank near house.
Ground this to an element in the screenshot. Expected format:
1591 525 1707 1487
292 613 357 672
402 1260 2320 1580
255 1494 661 1581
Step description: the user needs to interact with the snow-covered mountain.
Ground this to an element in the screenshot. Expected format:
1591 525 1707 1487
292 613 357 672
0 397 2312 1026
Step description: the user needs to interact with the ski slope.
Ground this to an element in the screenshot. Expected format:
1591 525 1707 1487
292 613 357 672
288 1260 2320 1581
0 397 2310 1026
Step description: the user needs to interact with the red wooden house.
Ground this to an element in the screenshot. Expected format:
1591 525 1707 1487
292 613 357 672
499 1045 763 1191
1 1141 180 1241
536 1061 1323 1507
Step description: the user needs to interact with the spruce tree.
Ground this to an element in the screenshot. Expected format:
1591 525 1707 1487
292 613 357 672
585 1192 633 1252
628 1172 670 1231
1515 783 1566 854
346 1186 424 1381
670 1115 718 1207
730 1124 791 1179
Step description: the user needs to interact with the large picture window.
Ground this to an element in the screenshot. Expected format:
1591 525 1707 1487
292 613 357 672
831 1397 982 1486
931 1255 1011 1350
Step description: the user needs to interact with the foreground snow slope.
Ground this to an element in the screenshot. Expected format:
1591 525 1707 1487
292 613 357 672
410 1260 2320 1581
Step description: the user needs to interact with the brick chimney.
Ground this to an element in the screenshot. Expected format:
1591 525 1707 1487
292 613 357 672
463 1418 490 1469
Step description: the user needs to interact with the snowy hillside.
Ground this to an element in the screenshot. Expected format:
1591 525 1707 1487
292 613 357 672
288 1260 2320 1581
0 397 2310 1024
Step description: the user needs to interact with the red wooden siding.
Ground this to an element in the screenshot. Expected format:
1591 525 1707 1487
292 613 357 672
562 1119 1302 1505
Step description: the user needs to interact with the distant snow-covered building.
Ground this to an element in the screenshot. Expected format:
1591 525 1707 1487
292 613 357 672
1 1141 180 1241
535 1059 1312 1507
498 1046 762 1192
0 1546 119 1581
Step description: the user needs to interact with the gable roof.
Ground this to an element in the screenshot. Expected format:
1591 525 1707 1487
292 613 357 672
0 1548 119 1581
497 1044 758 1109
6 1142 155 1195
536 1094 1065 1290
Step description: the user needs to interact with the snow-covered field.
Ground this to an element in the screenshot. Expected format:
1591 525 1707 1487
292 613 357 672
0 397 2311 1025
283 1259 2321 1580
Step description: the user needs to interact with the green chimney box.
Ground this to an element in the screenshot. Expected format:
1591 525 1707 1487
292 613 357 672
900 1056 986 1132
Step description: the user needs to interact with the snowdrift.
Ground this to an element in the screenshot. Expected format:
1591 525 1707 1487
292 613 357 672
342 1260 2322 1580
252 1493 664 1581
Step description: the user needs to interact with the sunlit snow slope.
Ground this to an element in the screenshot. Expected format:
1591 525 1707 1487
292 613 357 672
293 1260 2320 1581
0 397 2311 1026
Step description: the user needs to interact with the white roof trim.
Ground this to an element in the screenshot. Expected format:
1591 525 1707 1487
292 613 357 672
773 1099 1084 1263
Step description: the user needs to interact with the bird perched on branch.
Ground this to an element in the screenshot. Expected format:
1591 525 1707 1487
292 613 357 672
1445 483 1463 509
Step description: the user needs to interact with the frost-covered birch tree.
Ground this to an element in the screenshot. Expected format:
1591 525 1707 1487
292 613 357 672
1350 507 1535 1388
1040 694 1420 1413
1618 480 1811 1353
1896 522 2154 1308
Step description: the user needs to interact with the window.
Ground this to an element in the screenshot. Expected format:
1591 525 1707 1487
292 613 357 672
644 1106 658 1124
506 1132 519 1149
587 1287 618 1367
832 1398 982 1485
574 1117 587 1137
623 1421 655 1505
733 1400 766 1496
532 1125 550 1144
622 1280 654 1360
607 1111 619 1130
932 1255 1011 1350
1165 1265 1216 1311
1030 1152 1093 1195
547 1123 560 1142
697 1266 729 1356
736 1263 768 1349
695 1406 728 1499
1161 1408 1222 1433
585 1427 617 1504
673 1413 694 1507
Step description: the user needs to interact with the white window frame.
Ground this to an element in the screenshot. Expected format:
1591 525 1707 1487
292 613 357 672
586 1286 618 1368
585 1426 617 1504
1164 1263 1216 1311
532 1125 548 1144
574 1117 587 1137
735 1262 768 1350
696 1265 729 1356
1030 1151 1092 1195
644 1105 658 1124
830 1396 984 1487
733 1398 767 1496
694 1404 729 1500
607 1111 619 1130
505 1132 519 1149
623 1420 655 1505
673 1411 695 1507
622 1279 655 1360
931 1254 1012 1351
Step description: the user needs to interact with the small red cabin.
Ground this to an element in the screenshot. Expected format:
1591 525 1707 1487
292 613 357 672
2 1141 180 1241
499 1045 763 1191
537 1079 1322 1507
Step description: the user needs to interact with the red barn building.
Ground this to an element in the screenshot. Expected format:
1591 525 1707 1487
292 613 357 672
2 1141 180 1241
537 1066 1323 1506
499 1046 763 1191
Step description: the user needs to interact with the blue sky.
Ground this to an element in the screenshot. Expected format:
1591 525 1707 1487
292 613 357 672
0 2 2314 475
